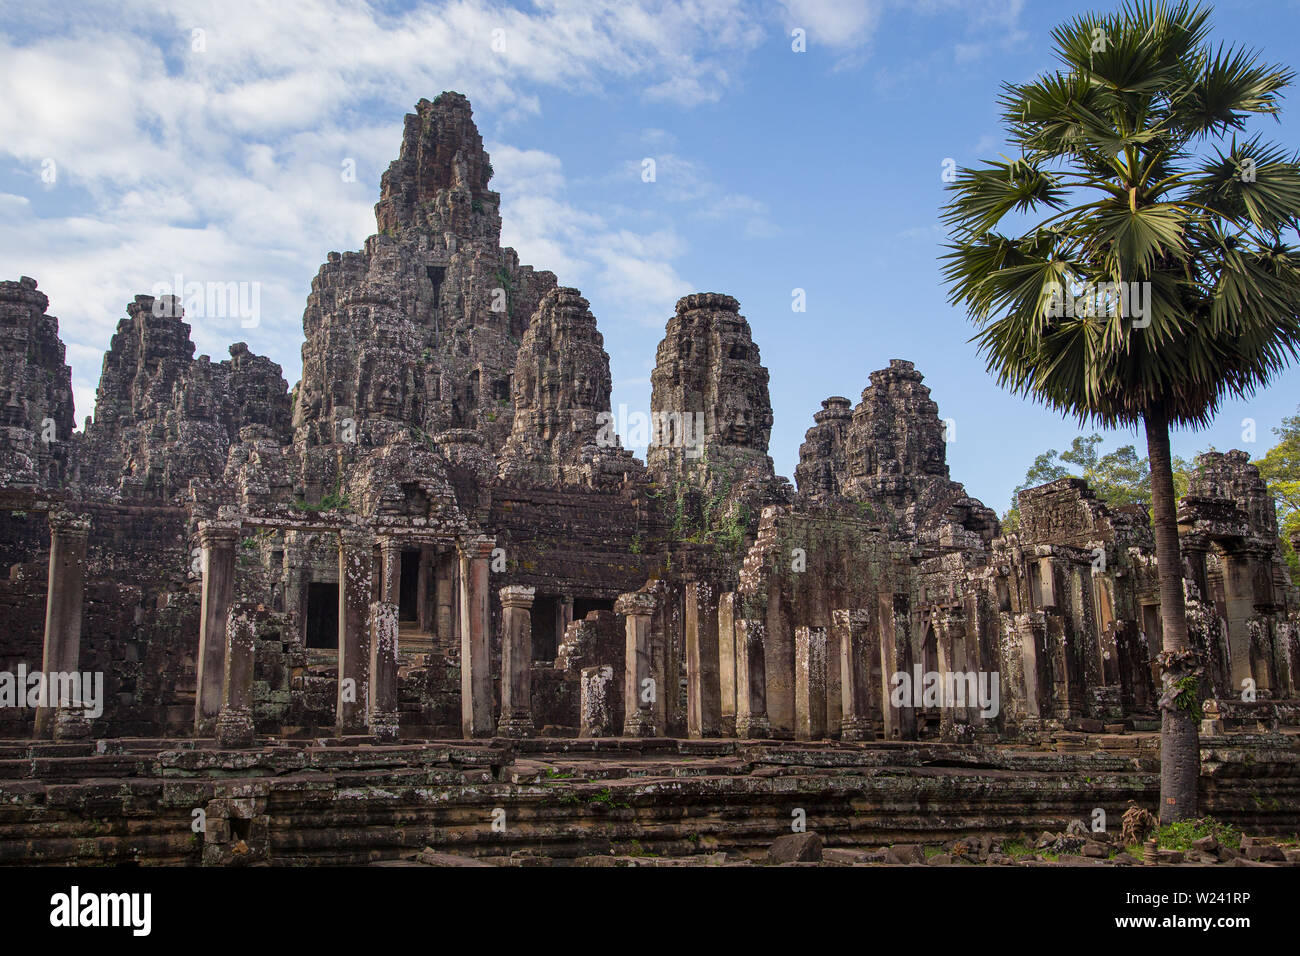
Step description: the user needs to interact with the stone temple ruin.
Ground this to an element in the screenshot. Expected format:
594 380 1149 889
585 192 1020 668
1 92 1299 865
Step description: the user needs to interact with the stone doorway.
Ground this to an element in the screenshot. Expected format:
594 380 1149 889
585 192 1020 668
532 594 558 661
399 550 420 622
306 582 339 649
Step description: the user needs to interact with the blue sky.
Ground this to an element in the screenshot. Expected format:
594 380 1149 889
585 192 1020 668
3 0 1299 512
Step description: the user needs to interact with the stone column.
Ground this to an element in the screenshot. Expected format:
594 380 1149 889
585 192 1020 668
734 618 770 738
36 510 91 740
1017 612 1046 719
417 547 434 633
1094 573 1119 685
685 579 721 738
1223 551 1256 692
194 517 240 735
764 594 795 736
878 592 917 740
379 537 401 606
936 612 976 735
1037 556 1057 608
337 528 373 734
1182 537 1210 600
580 665 616 737
215 605 256 747
435 549 454 644
458 535 494 738
824 617 842 738
284 531 307 647
497 585 536 738
368 600 399 741
794 626 828 740
616 589 657 737
556 595 574 655
833 609 875 742
718 592 738 736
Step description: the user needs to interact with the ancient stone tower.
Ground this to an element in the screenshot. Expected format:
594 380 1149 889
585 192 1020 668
292 92 557 501
648 292 776 482
796 359 996 541
0 278 74 488
498 287 617 486
793 396 852 500
75 295 290 502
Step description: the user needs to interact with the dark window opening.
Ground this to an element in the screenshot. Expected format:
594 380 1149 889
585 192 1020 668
399 482 429 517
1141 604 1163 647
531 595 559 662
995 576 1011 613
426 265 446 299
399 550 420 622
574 597 614 620
305 582 339 649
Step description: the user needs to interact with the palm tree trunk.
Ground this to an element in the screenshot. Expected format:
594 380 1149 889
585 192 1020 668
1144 402 1199 823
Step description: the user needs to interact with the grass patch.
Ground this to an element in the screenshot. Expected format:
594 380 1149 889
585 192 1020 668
587 787 630 809
1139 818 1242 854
1001 839 1034 859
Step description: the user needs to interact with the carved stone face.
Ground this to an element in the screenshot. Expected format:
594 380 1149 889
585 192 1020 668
367 373 401 417
724 406 750 445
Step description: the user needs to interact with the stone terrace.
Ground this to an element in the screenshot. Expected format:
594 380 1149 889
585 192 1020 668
1 732 1296 866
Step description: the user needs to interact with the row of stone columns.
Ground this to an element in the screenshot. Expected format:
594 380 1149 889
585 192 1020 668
194 520 502 746
594 583 914 743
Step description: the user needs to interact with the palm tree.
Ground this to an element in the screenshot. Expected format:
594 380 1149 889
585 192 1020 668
941 0 1300 823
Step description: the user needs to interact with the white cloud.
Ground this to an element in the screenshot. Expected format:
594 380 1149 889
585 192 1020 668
778 0 885 50
492 145 692 325
778 0 1028 69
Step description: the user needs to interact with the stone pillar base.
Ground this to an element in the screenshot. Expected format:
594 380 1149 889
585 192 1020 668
735 715 770 739
839 717 874 742
215 708 255 748
496 714 535 739
580 665 615 738
53 708 91 741
368 710 401 743
33 707 56 740
622 712 656 737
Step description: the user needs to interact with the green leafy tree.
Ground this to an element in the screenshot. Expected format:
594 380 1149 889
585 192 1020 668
1006 434 1150 521
1254 407 1300 580
942 1 1300 822
1005 435 1199 529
